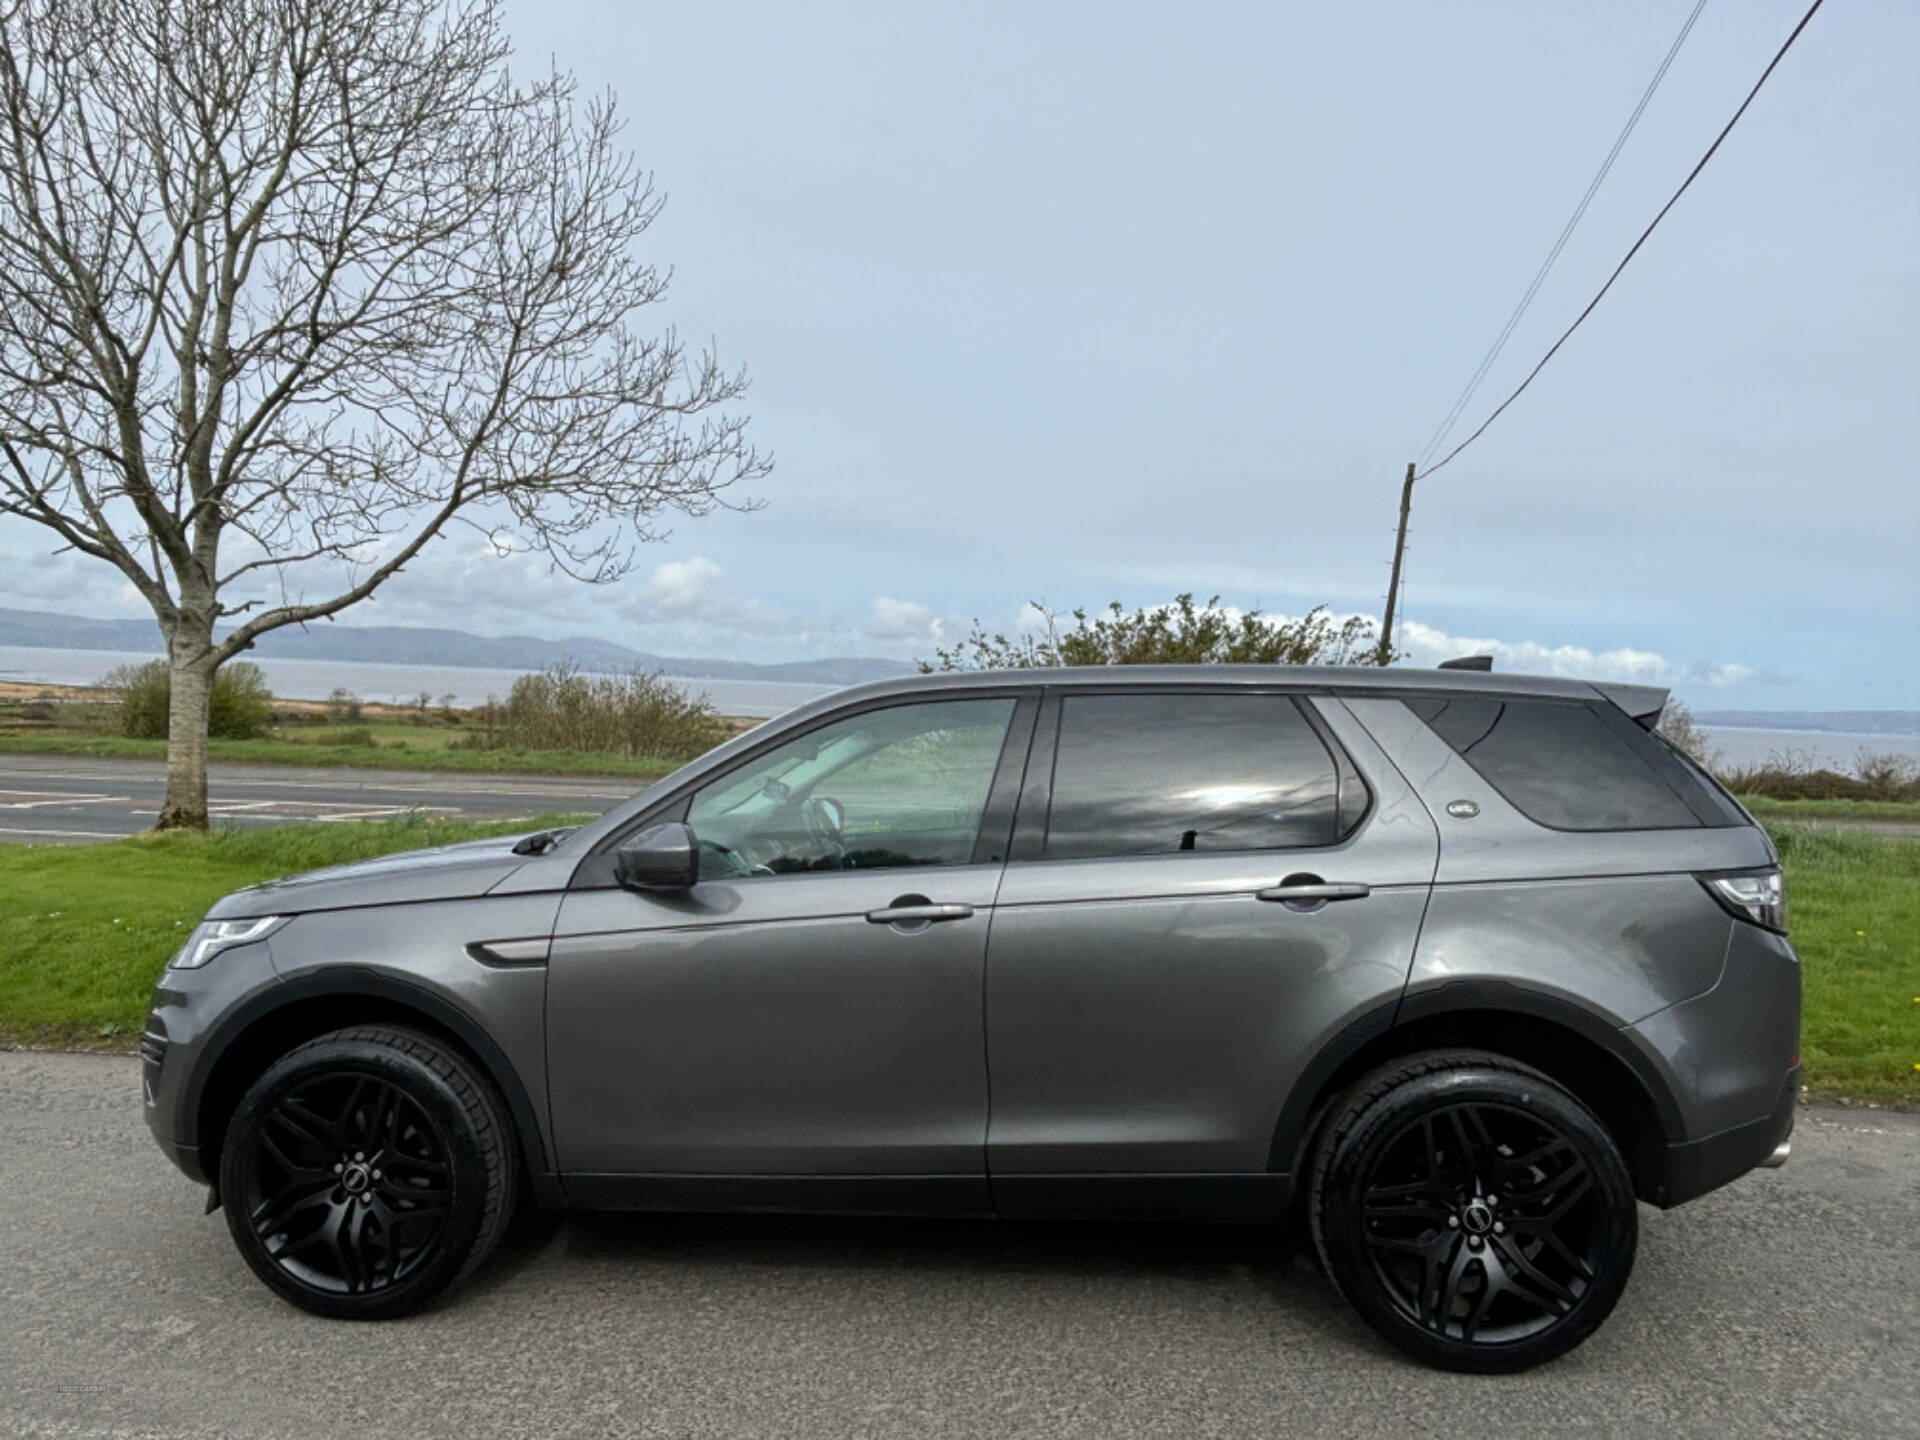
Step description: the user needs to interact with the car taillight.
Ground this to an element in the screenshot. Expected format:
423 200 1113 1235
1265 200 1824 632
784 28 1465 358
1697 868 1787 934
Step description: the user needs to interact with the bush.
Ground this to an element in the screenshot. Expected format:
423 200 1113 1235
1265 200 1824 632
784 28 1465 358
325 687 363 724
1656 698 1714 767
467 663 727 762
329 726 379 748
103 661 169 739
100 660 275 740
1719 749 1920 804
921 593 1383 671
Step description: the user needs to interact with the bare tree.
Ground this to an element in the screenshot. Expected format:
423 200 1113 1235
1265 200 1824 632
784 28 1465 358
0 0 767 826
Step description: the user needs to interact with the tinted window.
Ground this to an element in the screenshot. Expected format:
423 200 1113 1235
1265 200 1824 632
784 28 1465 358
1406 696 1700 831
1044 693 1338 859
688 698 1015 878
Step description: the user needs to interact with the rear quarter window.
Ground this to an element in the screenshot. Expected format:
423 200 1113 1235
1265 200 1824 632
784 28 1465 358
1405 696 1703 831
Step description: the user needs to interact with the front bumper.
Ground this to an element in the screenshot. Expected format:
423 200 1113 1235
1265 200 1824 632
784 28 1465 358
143 948 284 1185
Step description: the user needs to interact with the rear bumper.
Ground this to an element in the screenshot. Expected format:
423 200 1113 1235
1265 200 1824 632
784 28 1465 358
1658 1066 1798 1208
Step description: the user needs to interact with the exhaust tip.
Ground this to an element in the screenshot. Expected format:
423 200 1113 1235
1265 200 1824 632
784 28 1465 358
1759 1138 1791 1169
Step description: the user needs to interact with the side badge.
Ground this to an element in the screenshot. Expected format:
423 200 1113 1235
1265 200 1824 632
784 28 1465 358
1446 799 1480 819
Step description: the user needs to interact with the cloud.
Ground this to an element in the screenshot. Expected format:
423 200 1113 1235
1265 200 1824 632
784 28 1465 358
636 556 729 616
0 541 151 617
0 519 1767 689
865 597 944 643
988 599 1763 692
1393 620 1759 689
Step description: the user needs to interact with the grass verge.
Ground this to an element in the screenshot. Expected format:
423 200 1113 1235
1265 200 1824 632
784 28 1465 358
1736 795 1920 824
3 817 1914 1106
0 729 677 778
0 814 586 1046
1771 824 1920 1104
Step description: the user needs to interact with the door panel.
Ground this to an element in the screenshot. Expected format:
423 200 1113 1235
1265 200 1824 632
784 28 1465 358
548 865 1001 1175
984 694 1439 1177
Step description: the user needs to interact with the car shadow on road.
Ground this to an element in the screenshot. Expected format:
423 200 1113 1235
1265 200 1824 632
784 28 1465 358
467 1202 1376 1349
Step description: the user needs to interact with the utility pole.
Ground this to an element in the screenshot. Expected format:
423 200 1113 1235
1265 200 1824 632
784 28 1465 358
1376 462 1416 665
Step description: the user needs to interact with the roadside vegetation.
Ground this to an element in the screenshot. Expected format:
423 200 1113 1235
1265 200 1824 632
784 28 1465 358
8 650 1910 818
0 665 745 778
1 815 1913 1106
1770 825 1920 1104
921 593 1384 670
459 663 732 760
0 815 589 1048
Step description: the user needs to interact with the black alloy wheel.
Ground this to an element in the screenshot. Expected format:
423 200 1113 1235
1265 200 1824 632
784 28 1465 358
243 1072 454 1294
1311 1050 1638 1373
221 1026 515 1319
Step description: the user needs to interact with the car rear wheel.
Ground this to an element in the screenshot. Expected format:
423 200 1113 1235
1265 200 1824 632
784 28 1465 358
219 1025 516 1318
1309 1049 1637 1372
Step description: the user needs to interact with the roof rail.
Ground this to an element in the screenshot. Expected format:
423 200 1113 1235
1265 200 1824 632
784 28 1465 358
1437 655 1494 672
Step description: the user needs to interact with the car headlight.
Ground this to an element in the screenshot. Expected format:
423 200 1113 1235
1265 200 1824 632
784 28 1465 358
169 915 288 970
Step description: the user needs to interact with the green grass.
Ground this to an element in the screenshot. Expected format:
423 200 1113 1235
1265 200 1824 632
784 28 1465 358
0 814 586 1046
1737 795 1920 824
1771 823 1920 1104
3 816 1915 1107
0 729 677 778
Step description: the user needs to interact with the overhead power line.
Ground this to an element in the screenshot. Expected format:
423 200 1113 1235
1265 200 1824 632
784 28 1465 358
1414 0 1827 484
1415 0 1711 469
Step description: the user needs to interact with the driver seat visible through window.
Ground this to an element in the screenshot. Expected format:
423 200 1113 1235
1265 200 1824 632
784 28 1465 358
686 698 1018 879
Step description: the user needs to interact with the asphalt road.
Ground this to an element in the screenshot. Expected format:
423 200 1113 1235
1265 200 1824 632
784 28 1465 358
3 1053 1916 1440
0 753 639 843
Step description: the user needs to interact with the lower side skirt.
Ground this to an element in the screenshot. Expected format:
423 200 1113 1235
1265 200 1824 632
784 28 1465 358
559 1172 1292 1223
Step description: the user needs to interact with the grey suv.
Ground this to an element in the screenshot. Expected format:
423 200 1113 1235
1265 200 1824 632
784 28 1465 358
144 666 1798 1371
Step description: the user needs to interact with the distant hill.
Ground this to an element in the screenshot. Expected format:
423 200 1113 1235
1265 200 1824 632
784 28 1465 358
1695 710 1920 737
0 606 915 688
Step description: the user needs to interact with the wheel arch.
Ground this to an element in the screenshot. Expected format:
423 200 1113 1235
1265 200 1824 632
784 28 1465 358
186 968 559 1205
1271 983 1686 1206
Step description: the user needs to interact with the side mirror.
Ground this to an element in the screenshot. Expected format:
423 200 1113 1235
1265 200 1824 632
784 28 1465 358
614 822 700 892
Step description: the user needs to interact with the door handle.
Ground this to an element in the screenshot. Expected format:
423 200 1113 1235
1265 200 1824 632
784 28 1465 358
1256 879 1370 911
866 902 975 927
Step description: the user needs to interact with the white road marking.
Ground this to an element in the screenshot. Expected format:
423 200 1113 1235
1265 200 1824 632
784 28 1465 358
0 826 130 839
0 791 132 809
0 766 632 799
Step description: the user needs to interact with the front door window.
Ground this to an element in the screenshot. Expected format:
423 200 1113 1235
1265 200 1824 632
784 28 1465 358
687 698 1017 878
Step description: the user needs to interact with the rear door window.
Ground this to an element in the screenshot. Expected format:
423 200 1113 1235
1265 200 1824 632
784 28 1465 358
1043 693 1341 859
1405 696 1703 831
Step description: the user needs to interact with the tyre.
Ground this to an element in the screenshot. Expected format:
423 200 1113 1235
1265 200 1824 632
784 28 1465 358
219 1025 517 1318
1309 1049 1637 1373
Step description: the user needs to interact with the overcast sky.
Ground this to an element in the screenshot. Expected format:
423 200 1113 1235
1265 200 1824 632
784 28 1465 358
3 0 1915 710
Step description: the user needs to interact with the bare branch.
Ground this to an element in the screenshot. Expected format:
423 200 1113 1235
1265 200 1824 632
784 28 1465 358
0 0 765 824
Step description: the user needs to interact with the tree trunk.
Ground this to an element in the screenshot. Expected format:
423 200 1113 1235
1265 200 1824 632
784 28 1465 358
155 633 216 831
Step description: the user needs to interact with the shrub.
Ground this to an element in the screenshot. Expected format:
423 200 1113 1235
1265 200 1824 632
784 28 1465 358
102 661 170 739
329 726 379 748
1718 749 1920 803
1656 698 1714 767
325 687 363 724
99 660 275 740
209 662 275 739
469 663 727 761
921 593 1383 671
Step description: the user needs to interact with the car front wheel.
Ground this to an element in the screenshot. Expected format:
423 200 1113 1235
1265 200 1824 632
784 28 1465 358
1309 1049 1638 1372
219 1025 516 1318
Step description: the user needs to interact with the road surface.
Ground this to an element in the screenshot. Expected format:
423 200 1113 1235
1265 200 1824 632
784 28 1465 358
2 1051 1915 1440
0 753 639 843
